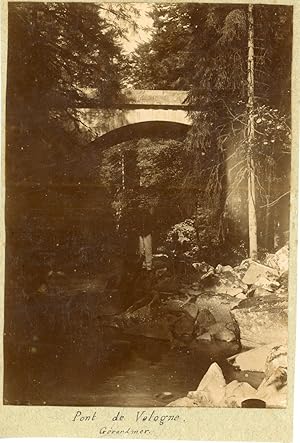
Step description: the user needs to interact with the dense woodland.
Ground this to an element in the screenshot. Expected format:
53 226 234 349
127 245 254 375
6 3 292 273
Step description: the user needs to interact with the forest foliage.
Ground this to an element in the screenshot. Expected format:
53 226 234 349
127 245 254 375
6 3 293 265
6 2 131 183
126 4 292 259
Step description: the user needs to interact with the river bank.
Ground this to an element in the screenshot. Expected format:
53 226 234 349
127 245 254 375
4 244 288 407
104 244 289 408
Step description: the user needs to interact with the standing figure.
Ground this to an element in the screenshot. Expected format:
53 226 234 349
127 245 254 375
137 204 154 271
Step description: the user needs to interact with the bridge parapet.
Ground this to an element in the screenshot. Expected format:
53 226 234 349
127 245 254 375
58 89 191 145
119 89 189 108
79 89 189 109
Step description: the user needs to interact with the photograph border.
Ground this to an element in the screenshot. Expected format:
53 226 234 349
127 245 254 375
0 0 298 441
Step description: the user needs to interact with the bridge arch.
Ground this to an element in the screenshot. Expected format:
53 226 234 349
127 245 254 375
89 120 191 149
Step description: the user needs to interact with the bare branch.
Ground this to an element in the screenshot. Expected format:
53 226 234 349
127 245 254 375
259 191 290 208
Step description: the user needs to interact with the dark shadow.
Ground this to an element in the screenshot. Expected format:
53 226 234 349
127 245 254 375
90 121 190 150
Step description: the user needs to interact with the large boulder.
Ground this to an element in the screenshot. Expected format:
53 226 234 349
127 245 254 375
242 261 279 286
196 294 237 323
169 345 288 409
162 300 200 344
168 353 287 409
225 380 257 407
228 343 283 372
114 310 172 341
256 367 287 408
181 302 199 320
251 286 274 298
236 259 254 278
203 264 247 297
162 299 184 313
171 315 195 342
214 282 244 297
207 322 237 343
153 294 239 347
196 294 241 345
254 344 288 408
264 253 279 271
187 363 226 406
162 299 198 318
186 390 213 407
228 344 288 407
194 309 216 337
264 345 287 379
265 245 289 276
253 275 280 292
231 294 288 347
275 245 289 275
278 271 289 290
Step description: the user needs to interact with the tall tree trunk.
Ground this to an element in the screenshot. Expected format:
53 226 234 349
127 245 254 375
265 171 274 251
247 4 258 259
121 151 125 191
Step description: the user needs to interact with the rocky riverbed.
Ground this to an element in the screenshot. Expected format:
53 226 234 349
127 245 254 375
4 243 289 407
104 244 289 408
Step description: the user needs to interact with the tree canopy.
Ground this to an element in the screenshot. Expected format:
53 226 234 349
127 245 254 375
6 3 293 261
128 4 292 110
6 2 130 183
127 4 292 254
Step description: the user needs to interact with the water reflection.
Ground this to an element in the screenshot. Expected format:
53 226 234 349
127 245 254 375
5 308 243 407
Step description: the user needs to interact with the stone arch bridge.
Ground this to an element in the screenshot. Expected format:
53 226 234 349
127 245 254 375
63 89 191 148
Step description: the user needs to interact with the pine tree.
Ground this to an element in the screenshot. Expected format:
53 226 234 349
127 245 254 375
247 4 257 259
128 4 292 255
6 2 127 184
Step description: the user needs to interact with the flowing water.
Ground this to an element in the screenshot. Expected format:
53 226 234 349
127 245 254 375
4 271 264 407
5 314 263 407
5 186 265 407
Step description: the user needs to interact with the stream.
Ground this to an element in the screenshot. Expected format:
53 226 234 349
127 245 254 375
4 269 264 406
4 317 263 406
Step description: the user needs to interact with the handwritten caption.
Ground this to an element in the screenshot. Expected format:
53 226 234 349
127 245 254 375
72 409 181 436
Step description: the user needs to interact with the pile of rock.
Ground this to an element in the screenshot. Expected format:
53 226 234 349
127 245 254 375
188 244 289 348
191 243 288 299
105 244 289 408
107 245 289 351
231 246 289 348
168 344 287 408
161 297 240 347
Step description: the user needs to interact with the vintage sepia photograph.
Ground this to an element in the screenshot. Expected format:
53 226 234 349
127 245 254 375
3 1 293 411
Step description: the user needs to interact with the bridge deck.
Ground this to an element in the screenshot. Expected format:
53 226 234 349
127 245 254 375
79 88 189 108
